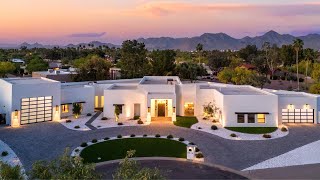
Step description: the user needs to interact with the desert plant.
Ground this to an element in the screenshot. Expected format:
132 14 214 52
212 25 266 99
74 125 80 129
178 137 185 141
195 153 204 158
167 135 173 139
1 151 8 157
130 134 136 137
87 113 92 116
195 147 200 152
198 127 202 129
281 127 288 132
114 105 121 122
75 149 79 152
91 139 98 143
80 142 88 147
189 142 195 145
230 133 237 137
137 120 143 124
104 137 110 140
117 135 122 138
72 103 81 118
143 134 148 137
66 120 72 123
211 125 218 130
101 117 108 120
263 134 272 138
133 116 140 120
118 122 123 126
0 162 23 180
155 134 161 138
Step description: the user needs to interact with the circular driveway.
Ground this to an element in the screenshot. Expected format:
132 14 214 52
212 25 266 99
0 122 320 171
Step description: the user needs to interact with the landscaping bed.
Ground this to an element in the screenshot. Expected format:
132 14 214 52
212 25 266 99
174 116 198 128
225 127 278 134
80 138 187 163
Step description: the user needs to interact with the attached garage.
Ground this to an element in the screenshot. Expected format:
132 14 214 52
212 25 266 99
20 96 53 125
282 109 314 123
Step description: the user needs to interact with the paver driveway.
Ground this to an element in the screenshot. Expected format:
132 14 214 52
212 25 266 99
0 122 320 171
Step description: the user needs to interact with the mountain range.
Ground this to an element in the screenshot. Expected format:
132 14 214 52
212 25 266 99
1 31 320 50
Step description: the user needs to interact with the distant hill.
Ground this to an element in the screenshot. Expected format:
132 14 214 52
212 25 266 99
1 31 320 50
138 30 320 51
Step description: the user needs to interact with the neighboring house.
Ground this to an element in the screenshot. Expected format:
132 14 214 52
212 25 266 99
239 63 256 71
0 76 319 127
109 67 121 80
32 69 77 82
11 58 25 64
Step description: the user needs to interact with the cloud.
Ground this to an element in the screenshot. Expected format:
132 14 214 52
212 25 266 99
68 32 106 38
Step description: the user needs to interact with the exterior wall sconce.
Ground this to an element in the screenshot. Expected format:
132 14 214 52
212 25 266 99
148 107 150 113
173 107 176 113
304 104 310 109
55 105 59 112
14 109 18 118
288 104 294 110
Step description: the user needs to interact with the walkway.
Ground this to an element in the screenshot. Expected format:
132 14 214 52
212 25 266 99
85 111 102 130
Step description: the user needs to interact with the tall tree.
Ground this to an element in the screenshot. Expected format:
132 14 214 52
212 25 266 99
26 56 49 73
150 50 176 76
176 62 206 82
118 40 149 78
0 62 16 77
196 43 203 64
293 39 304 91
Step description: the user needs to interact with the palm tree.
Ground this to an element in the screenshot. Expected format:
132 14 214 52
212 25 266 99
196 43 203 64
304 48 314 86
293 39 304 91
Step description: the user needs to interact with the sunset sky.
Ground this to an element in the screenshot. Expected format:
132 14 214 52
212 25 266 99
0 0 319 45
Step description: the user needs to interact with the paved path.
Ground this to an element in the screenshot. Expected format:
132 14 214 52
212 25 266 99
1 122 320 172
85 112 102 130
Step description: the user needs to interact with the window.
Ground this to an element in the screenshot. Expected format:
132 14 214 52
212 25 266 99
184 102 194 116
95 96 99 108
248 114 255 123
101 96 104 108
62 105 69 113
257 114 265 123
114 104 123 114
237 114 245 123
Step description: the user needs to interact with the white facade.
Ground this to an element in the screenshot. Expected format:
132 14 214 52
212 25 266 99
0 76 319 127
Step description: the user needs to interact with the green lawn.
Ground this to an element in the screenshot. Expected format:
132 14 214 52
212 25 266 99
80 138 187 163
225 127 278 134
173 116 198 128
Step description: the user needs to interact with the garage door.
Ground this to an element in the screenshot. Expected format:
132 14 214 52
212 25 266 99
20 96 53 125
282 109 314 123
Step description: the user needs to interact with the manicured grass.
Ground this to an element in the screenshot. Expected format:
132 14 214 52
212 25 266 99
80 138 187 163
174 116 198 128
225 127 278 134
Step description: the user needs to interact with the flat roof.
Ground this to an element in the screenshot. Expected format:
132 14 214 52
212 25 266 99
110 85 138 90
200 84 268 95
263 89 318 97
2 77 58 85
140 76 182 85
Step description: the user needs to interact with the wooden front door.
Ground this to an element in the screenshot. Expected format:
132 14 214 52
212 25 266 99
158 103 165 117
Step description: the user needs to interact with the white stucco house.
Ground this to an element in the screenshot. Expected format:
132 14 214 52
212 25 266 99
0 76 319 128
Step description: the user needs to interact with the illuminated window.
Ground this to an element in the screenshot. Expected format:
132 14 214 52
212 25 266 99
237 114 245 123
95 96 99 108
257 114 266 123
184 103 194 116
101 96 104 107
62 105 69 113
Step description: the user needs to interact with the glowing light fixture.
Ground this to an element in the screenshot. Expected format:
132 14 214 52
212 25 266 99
55 105 59 112
14 109 18 118
304 104 310 109
288 104 294 109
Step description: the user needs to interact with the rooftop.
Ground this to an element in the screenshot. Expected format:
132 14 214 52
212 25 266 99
110 85 138 90
263 89 318 97
200 84 269 95
3 77 58 85
139 76 182 85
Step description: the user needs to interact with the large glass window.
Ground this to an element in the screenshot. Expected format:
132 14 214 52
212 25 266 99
248 114 255 123
62 105 69 113
237 114 245 123
184 102 194 116
257 114 266 123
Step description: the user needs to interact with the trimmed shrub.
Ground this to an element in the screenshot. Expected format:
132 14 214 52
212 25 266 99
87 113 92 116
263 134 272 138
202 117 208 120
0 162 23 180
66 120 72 123
91 139 98 143
167 135 173 139
195 147 200 152
137 120 144 124
198 127 202 129
117 122 123 126
155 134 161 138
211 125 218 130
299 78 304 82
230 133 237 137
281 127 288 132
196 153 204 158
101 117 108 120
117 135 122 138
143 134 148 137
281 76 286 81
130 134 136 137
74 125 80 129
178 137 185 141
189 142 195 145
80 142 88 147
104 137 110 140
75 149 79 152
133 116 140 120
1 151 8 157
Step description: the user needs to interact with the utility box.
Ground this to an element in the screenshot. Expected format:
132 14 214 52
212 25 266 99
187 145 196 160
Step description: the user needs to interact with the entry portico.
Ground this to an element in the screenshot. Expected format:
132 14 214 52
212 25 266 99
147 92 177 122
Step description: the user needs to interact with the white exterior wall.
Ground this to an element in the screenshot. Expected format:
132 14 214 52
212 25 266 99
278 95 318 124
222 95 278 127
195 88 215 116
0 80 13 125
61 85 94 117
103 89 146 120
178 84 197 116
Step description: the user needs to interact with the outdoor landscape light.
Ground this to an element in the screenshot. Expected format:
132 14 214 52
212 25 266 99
14 109 18 118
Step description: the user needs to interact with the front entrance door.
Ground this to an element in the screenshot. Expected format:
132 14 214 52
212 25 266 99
0 114 6 125
158 103 165 117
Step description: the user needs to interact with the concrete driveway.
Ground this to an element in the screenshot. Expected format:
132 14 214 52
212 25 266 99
0 122 320 171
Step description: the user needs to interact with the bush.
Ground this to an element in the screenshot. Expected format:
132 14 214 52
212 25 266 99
189 142 195 145
117 135 122 138
104 137 110 140
101 117 108 120
75 149 79 152
91 139 97 143
230 133 237 137
155 134 161 138
0 162 23 180
202 117 208 120
281 127 288 132
287 86 293 91
271 75 278 80
281 76 286 81
198 127 202 129
130 134 136 137
143 134 148 137
178 137 185 141
74 125 80 129
299 78 304 82
137 120 143 124
66 120 72 123
87 113 92 116
1 151 8 157
167 135 173 139
195 153 204 158
80 142 88 147
118 122 123 126
195 147 200 152
263 134 272 138
133 116 140 120
211 125 218 130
